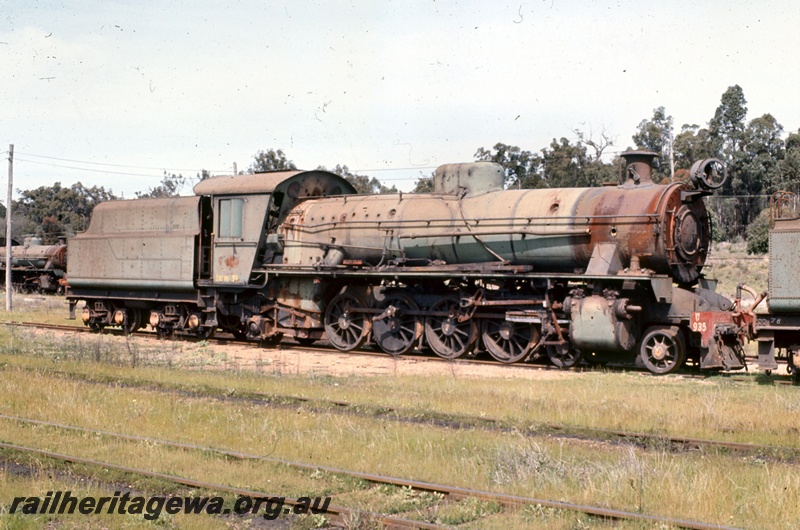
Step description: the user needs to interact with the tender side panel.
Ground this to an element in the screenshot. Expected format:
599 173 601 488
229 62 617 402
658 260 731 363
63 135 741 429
68 196 201 292
768 227 800 313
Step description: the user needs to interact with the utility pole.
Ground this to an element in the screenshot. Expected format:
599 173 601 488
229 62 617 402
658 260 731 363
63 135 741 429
6 144 13 311
669 132 675 182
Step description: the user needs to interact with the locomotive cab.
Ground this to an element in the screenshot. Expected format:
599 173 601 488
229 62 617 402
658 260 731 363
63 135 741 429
193 170 355 288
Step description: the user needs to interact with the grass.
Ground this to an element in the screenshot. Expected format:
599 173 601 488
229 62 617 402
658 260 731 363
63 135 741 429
0 294 81 327
1 330 799 449
1 296 799 528
706 241 769 301
0 464 237 529
0 357 799 528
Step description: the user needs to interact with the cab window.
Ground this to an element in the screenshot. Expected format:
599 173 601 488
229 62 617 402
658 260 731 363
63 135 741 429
218 198 243 238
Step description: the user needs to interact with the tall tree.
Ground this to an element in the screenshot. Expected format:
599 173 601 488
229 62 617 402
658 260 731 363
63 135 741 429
320 164 397 194
709 85 748 159
574 127 615 161
13 182 117 241
778 129 800 194
412 171 434 193
135 172 187 198
631 107 674 180
672 124 714 173
249 149 297 173
745 113 785 196
540 137 614 188
474 143 541 188
724 114 784 234
704 86 752 239
135 170 211 199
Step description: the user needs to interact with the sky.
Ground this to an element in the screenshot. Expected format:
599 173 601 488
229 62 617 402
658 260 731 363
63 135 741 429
1 0 799 198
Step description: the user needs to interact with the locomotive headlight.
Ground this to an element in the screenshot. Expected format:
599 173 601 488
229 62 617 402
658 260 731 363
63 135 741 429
690 158 727 191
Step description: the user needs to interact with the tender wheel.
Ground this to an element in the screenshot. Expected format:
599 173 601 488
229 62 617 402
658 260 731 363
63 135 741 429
481 319 539 363
295 337 317 347
324 293 371 352
547 342 582 368
156 326 175 339
372 292 421 356
88 322 105 333
123 309 143 335
789 360 800 384
639 326 686 375
195 325 216 340
424 297 477 359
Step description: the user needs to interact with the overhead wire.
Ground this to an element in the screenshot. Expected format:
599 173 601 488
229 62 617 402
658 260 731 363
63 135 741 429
12 149 787 188
15 151 227 173
13 157 180 179
14 154 432 183
15 148 631 184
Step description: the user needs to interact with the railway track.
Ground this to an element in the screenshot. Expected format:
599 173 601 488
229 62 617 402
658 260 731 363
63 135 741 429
4 320 790 384
0 356 795 461
0 413 738 530
3 321 797 457
0 440 443 529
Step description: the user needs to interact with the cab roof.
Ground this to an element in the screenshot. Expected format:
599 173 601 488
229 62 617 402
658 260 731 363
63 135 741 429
193 170 356 197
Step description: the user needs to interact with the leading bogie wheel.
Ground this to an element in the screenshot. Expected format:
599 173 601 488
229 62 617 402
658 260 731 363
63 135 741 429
324 293 371 352
639 326 686 375
547 342 582 368
372 292 421 356
481 319 539 363
424 297 477 359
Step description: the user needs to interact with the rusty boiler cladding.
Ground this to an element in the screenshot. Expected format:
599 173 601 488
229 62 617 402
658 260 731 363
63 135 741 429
281 151 712 284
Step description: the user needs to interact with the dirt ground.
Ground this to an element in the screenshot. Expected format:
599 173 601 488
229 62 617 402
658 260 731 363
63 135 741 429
213 339 576 380
154 332 585 380
24 323 580 381
169 335 789 378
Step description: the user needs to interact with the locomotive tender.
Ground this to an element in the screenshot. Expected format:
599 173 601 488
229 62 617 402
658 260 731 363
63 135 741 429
67 151 742 374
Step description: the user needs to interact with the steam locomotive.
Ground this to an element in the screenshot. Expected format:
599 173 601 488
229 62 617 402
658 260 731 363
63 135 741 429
67 151 745 374
0 237 68 294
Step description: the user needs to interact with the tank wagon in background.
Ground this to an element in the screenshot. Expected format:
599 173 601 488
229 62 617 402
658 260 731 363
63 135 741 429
67 151 747 375
0 238 68 294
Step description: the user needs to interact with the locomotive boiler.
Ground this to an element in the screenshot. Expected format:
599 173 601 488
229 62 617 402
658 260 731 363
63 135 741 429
68 151 740 374
280 151 710 284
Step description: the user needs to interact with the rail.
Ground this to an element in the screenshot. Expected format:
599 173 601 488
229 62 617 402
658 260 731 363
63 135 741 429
0 414 739 530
